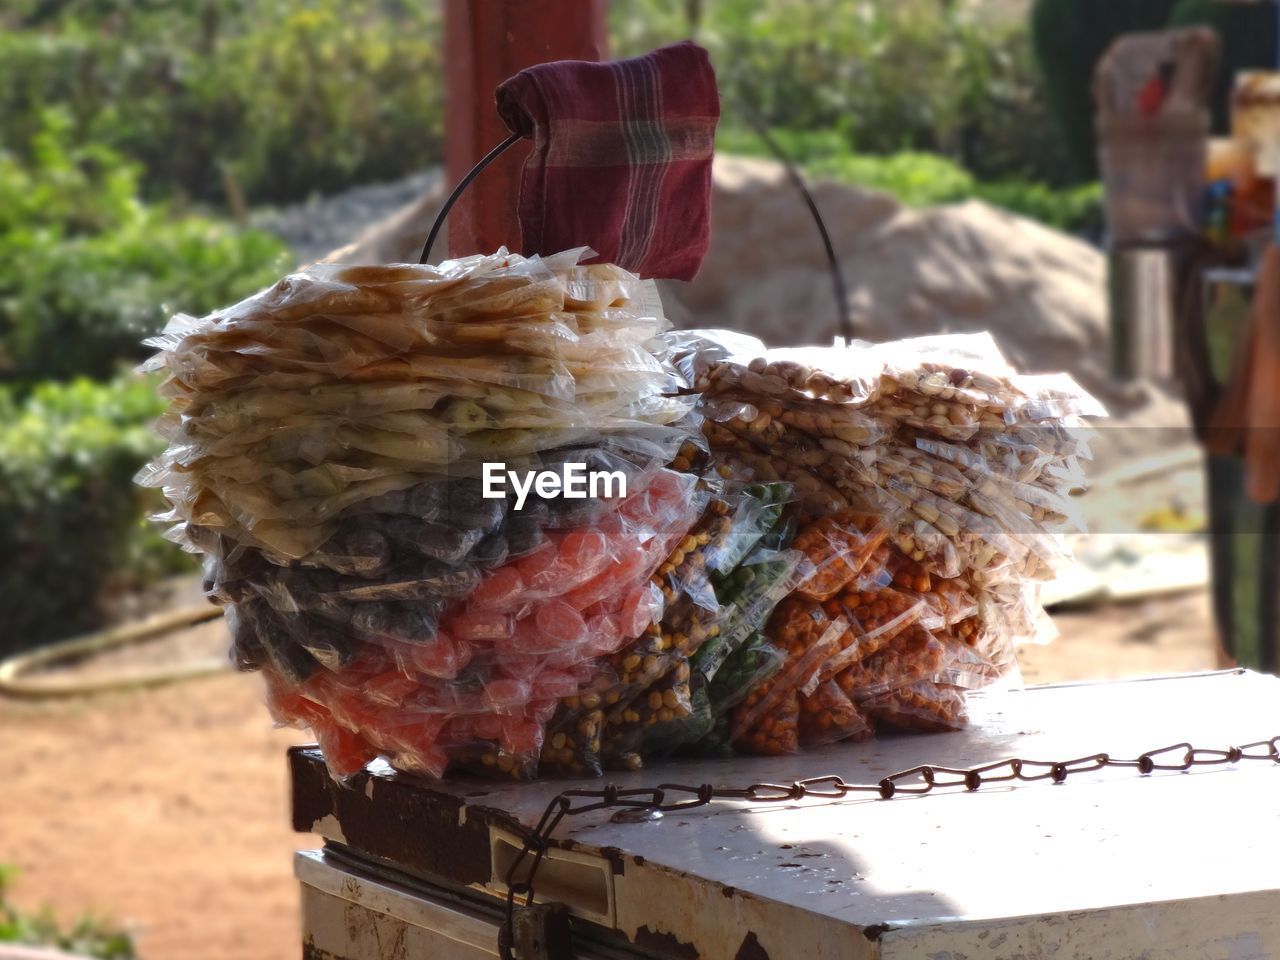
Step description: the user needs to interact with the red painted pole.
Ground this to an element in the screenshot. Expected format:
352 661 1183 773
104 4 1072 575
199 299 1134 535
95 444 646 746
444 0 607 259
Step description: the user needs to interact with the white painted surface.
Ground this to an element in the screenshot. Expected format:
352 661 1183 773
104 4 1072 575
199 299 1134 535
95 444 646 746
303 671 1280 958
448 672 1280 939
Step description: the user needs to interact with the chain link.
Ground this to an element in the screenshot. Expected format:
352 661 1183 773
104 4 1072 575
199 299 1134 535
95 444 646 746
496 734 1279 960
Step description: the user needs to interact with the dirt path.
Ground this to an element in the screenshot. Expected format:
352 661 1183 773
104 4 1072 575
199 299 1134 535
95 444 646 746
1 591 1218 960
1 663 316 960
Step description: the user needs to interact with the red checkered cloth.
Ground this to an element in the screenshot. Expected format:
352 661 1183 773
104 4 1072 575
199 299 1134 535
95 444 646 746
494 41 719 282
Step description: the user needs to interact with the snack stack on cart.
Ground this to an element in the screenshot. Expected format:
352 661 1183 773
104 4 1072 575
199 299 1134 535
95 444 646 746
138 249 732 781
677 331 1105 752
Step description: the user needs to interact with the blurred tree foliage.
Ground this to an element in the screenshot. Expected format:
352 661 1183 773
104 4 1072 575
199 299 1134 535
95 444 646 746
1 864 136 959
613 0 1067 183
716 126 1103 235
0 0 443 206
0 375 178 651
0 111 291 383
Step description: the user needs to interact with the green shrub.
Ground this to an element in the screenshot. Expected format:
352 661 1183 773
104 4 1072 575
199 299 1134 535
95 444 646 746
0 375 185 652
0 112 290 382
616 0 1062 183
0 0 443 206
717 127 1104 234
971 180 1105 234
0 864 136 960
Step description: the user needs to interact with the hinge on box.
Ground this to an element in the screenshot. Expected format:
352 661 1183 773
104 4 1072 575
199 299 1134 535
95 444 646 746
500 902 575 960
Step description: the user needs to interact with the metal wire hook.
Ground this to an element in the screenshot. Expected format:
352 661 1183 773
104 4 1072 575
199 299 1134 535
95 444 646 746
418 104 853 345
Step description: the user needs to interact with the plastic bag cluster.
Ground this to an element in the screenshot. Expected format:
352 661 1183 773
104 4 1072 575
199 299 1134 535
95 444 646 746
141 252 1102 782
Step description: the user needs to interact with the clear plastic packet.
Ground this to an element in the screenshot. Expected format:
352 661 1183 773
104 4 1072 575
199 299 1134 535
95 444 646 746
234 597 367 681
705 481 793 575
538 705 605 779
233 602 322 682
700 408 884 506
706 437 853 518
678 633 787 759
1004 373 1108 423
707 631 787 714
910 436 1082 531
869 395 982 442
882 476 1028 567
142 247 695 534
653 497 735 612
861 680 969 733
883 551 980 629
657 328 768 393
697 345 882 407
458 530 613 613
600 657 694 770
563 261 655 312
418 309 666 361
888 519 964 581
446 742 542 781
799 680 874 746
381 628 473 681
312 717 383 781
729 601 844 740
792 510 892 600
700 394 885 451
701 547 809 680
935 637 1004 691
578 622 677 721
639 675 717 761
869 444 970 501
832 624 947 704
735 689 802 756
812 585 929 684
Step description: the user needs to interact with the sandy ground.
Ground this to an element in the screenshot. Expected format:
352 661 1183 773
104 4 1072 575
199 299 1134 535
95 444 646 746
0 590 1220 960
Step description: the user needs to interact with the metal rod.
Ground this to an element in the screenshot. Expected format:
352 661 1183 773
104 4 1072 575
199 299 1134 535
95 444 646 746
730 99 854 345
419 132 523 264
419 107 854 351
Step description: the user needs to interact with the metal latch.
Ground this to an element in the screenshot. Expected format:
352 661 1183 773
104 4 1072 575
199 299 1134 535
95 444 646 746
500 902 575 960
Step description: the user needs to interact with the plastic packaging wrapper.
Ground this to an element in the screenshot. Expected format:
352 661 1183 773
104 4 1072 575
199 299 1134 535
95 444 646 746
699 546 808 681
817 585 928 678
861 680 969 733
799 680 874 746
672 328 1104 746
594 484 805 769
706 481 793 574
539 706 605 779
601 657 694 770
143 250 698 563
580 492 746 727
730 598 845 752
833 624 948 704
142 249 757 782
791 510 892 601
627 494 807 764
154 260 1100 777
736 689 802 756
679 633 786 759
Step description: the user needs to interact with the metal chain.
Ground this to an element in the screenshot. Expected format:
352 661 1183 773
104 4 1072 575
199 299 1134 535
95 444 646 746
497 735 1280 960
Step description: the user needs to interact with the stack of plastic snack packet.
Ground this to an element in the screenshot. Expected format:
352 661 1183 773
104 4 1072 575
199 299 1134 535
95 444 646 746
669 331 1103 752
140 249 716 780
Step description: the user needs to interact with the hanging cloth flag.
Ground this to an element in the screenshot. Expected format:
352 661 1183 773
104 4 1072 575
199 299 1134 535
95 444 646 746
495 40 719 281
